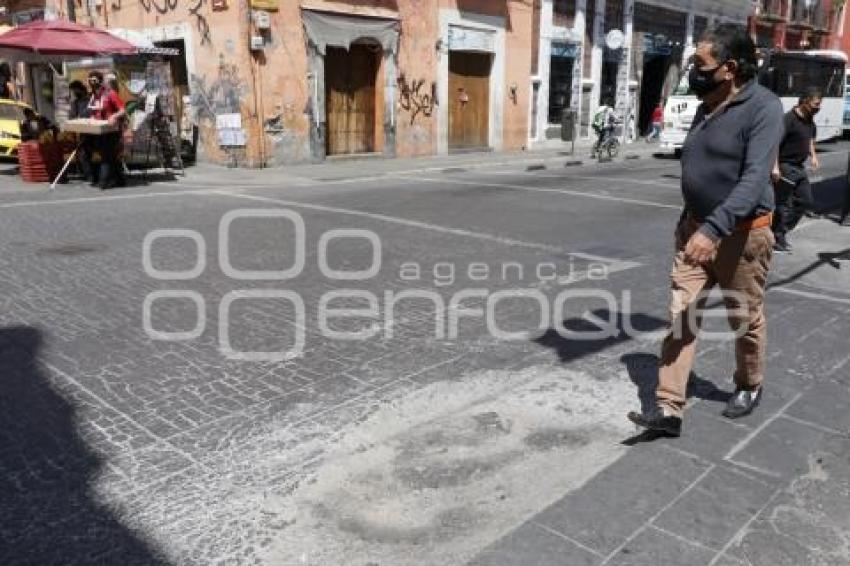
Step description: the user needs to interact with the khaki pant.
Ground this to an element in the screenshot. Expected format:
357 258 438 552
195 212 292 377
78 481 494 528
657 218 774 417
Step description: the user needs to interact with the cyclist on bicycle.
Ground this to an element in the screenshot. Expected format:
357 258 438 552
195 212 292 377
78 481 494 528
591 100 618 158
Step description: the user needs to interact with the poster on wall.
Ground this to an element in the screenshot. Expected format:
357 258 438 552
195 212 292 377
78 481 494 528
249 0 278 11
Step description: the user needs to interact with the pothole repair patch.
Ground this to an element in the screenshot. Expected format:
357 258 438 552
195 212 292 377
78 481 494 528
266 365 639 565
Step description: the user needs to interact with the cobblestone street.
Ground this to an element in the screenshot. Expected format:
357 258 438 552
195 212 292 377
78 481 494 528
1 145 849 565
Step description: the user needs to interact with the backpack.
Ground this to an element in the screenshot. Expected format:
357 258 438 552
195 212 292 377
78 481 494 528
593 108 609 130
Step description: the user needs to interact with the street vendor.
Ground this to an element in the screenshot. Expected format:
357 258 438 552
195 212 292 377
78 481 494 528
68 80 90 119
68 79 97 184
87 70 126 189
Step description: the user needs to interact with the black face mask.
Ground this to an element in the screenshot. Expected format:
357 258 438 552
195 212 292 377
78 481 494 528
688 65 724 98
809 107 820 117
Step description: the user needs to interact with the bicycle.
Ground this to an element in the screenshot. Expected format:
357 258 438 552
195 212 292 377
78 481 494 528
594 133 620 159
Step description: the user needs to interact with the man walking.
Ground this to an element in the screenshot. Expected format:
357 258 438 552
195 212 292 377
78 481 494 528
628 25 783 437
772 88 821 252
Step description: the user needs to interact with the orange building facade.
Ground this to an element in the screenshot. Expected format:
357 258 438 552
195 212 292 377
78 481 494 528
2 0 534 166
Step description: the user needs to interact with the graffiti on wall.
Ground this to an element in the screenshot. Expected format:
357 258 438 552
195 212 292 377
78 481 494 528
190 63 243 121
138 0 212 45
397 73 436 125
189 0 212 45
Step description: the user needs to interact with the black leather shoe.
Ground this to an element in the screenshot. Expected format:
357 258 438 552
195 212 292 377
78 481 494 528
627 408 682 437
773 239 792 253
722 387 762 419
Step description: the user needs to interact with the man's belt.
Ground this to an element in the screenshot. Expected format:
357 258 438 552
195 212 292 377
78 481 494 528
687 213 773 232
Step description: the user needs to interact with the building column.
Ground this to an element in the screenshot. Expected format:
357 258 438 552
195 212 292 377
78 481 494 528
573 0 587 124
616 0 634 142
589 0 605 135
684 10 695 68
535 0 554 143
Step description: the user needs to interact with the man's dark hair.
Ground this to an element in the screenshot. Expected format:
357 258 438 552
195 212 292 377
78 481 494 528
799 86 822 105
69 80 86 92
88 70 104 82
699 24 758 81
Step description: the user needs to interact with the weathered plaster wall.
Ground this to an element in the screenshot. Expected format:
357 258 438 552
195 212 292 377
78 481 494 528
88 0 530 165
96 0 257 165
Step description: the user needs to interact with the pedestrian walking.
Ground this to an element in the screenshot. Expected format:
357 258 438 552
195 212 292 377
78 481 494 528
771 88 821 252
628 25 783 437
647 103 664 141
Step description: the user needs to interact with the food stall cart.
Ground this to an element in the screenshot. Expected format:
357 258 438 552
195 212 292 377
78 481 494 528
0 19 182 187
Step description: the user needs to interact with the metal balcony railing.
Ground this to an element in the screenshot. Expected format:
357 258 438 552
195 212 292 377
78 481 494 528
811 5 833 34
789 0 816 29
759 0 788 22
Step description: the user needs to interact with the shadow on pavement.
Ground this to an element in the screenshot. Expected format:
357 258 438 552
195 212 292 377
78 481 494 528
533 310 666 364
532 310 737 446
812 173 850 218
768 247 850 289
0 326 169 565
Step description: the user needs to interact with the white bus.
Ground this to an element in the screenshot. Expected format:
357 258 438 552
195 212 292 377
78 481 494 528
659 73 698 156
660 49 846 155
759 49 846 141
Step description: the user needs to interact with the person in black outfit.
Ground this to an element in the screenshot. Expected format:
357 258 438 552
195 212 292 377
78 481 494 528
771 87 821 251
68 80 97 183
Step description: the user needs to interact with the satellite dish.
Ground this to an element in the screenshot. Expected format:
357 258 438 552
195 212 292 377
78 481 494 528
606 29 625 50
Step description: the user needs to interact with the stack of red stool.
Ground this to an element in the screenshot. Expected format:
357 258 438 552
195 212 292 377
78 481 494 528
18 141 62 183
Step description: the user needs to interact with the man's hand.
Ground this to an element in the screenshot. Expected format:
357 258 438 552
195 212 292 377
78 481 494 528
684 231 718 265
811 155 820 170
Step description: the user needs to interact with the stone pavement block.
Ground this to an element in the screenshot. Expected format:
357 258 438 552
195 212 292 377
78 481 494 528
727 416 836 481
711 555 747 566
727 434 850 565
690 378 800 432
533 443 710 555
786 379 850 434
637 408 751 463
654 466 777 551
606 525 716 566
167 375 369 462
468 522 599 566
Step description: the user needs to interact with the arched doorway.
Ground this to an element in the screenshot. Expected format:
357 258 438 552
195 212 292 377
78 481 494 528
325 40 383 156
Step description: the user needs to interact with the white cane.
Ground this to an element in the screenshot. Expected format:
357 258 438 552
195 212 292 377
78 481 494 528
49 144 80 191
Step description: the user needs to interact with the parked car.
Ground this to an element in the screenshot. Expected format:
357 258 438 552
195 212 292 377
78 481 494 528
0 98 33 158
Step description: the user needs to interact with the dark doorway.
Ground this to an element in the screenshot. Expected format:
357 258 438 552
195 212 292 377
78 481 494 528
325 44 381 155
600 59 618 105
449 51 492 151
639 54 667 135
548 55 574 124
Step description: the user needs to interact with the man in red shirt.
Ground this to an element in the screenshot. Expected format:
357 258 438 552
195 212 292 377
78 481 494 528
647 103 664 141
87 71 126 189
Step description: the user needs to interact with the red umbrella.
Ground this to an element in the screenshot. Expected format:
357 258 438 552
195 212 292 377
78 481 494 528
0 19 137 62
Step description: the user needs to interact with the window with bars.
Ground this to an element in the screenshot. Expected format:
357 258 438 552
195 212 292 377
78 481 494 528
693 16 708 42
604 0 624 34
583 0 596 77
553 0 576 28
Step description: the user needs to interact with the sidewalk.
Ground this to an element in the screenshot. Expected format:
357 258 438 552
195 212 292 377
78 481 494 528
0 138 666 195
183 137 667 186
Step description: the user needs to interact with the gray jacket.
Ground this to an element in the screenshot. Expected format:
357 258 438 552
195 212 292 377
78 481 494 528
680 80 784 240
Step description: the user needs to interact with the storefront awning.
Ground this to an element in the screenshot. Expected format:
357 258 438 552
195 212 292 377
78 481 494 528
301 9 399 55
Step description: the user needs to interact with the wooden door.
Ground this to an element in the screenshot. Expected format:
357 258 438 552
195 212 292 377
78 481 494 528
326 44 379 155
449 52 492 150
